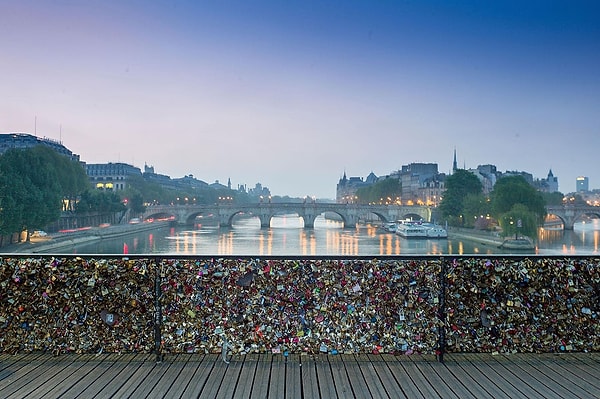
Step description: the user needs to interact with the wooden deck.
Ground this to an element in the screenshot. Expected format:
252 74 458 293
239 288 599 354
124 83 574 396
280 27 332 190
1 352 599 398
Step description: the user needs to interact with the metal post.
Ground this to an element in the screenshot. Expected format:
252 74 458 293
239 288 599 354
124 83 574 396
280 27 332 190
154 257 163 363
437 257 447 363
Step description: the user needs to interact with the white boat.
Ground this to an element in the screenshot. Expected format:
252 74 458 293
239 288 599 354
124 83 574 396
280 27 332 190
425 226 448 238
395 221 429 238
395 221 447 239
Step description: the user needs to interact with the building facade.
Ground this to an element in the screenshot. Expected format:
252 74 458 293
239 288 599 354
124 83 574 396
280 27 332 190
86 162 142 191
0 132 80 161
576 176 589 192
336 171 378 203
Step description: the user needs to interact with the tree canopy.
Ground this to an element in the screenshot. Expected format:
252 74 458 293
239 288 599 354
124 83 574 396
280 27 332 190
0 146 89 236
490 175 547 238
355 177 401 204
438 169 483 225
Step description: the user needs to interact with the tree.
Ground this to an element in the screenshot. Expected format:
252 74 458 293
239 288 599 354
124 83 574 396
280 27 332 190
490 176 546 222
439 169 483 225
75 190 126 214
128 192 146 215
462 193 493 229
541 191 564 206
356 178 401 204
0 147 63 238
0 146 91 239
498 204 539 238
490 175 547 238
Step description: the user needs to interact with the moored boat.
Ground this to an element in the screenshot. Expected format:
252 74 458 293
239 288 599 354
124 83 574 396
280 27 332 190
425 226 448 238
395 221 448 239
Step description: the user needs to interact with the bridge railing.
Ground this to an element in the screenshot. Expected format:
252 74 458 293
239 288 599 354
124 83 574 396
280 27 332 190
0 255 598 358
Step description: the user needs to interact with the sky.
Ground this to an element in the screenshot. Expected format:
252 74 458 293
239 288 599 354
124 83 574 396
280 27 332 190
2 0 599 199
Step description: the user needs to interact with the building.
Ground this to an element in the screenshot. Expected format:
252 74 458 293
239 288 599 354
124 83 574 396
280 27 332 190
399 163 444 204
86 162 142 191
0 132 80 161
576 176 589 192
535 169 559 193
467 165 498 195
336 171 378 203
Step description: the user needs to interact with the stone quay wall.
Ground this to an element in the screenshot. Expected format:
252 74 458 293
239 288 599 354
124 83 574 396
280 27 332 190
0 256 598 356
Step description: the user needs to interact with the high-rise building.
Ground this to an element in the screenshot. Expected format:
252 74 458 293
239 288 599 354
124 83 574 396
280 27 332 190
576 176 589 192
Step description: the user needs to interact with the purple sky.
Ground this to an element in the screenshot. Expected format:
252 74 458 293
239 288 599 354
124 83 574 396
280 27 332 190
2 0 599 198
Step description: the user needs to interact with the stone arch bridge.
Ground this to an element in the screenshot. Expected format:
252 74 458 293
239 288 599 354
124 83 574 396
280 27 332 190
546 205 600 230
142 203 431 229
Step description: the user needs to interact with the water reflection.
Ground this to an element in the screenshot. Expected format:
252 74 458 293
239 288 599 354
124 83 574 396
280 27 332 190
537 219 600 255
66 215 600 256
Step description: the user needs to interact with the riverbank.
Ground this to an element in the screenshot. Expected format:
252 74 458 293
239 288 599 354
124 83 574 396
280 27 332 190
447 226 537 251
0 221 170 254
446 226 505 247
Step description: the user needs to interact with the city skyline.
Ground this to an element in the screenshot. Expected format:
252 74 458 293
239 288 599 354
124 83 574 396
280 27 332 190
2 1 599 198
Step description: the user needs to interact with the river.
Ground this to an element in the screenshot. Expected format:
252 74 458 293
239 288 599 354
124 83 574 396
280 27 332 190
59 215 600 256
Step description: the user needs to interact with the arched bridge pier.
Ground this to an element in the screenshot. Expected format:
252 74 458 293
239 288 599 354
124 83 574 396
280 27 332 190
546 205 600 230
142 203 432 229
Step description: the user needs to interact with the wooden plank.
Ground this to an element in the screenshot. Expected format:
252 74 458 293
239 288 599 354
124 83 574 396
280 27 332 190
467 353 539 398
249 353 271 399
197 353 229 399
384 355 426 399
493 354 567 399
36 354 119 399
418 355 476 399
268 354 286 399
299 354 320 399
0 352 599 398
161 354 204 399
545 354 600 392
0 354 70 397
180 354 218 398
315 353 338 399
107 354 160 399
140 353 190 399
468 353 548 399
233 354 258 399
373 354 409 398
498 354 589 399
558 353 600 381
407 354 462 399
354 354 390 399
76 354 143 398
15 354 97 399
285 353 302 399
3 354 79 398
398 355 444 398
329 354 353 398
214 354 244 398
443 354 512 399
519 354 600 399
0 352 45 377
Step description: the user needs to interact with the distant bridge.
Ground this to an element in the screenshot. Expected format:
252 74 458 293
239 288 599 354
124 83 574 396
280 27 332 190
546 205 600 230
142 203 432 229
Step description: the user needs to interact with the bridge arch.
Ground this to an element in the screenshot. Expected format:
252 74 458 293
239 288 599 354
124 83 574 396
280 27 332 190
141 203 432 229
546 205 600 230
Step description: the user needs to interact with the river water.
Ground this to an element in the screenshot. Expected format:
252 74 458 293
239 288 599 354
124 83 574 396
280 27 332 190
65 215 600 256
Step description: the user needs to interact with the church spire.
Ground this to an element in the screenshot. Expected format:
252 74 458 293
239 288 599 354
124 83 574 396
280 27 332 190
452 148 458 173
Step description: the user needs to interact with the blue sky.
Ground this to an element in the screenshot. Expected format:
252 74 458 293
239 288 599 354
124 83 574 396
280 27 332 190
2 0 599 198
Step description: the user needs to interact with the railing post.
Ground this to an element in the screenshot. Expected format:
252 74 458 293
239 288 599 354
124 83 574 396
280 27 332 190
437 256 447 363
154 257 163 363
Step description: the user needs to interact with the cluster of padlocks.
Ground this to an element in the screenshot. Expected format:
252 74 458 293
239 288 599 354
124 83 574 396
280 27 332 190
0 256 598 355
